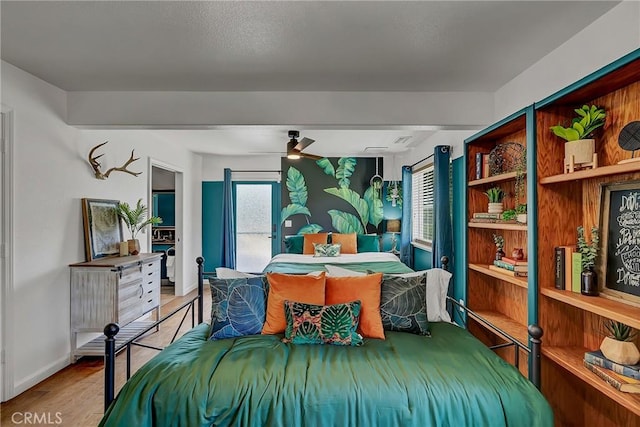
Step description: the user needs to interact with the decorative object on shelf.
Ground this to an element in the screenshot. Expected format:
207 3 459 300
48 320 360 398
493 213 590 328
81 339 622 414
488 142 526 177
81 198 123 261
484 187 504 214
617 121 640 165
385 219 401 255
600 320 640 365
88 141 142 180
511 247 525 261
550 105 606 174
599 180 640 302
516 203 527 224
577 225 600 296
493 234 505 260
117 199 163 256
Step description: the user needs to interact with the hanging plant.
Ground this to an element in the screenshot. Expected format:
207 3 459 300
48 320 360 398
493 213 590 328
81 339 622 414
386 182 403 207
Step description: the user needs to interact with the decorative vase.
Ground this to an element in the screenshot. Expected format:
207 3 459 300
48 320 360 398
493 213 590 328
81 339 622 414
516 213 527 224
581 266 599 296
511 248 524 261
127 239 140 256
564 139 595 165
495 248 505 261
488 202 504 214
600 336 640 365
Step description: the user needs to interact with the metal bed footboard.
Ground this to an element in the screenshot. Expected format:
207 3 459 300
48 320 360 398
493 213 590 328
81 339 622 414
448 296 543 390
104 257 209 411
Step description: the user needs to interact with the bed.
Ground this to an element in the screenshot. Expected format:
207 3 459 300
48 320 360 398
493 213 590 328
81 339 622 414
262 252 415 274
99 255 553 427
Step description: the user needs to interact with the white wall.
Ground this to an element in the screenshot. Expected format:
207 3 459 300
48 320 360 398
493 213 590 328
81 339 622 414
202 154 283 182
1 61 202 399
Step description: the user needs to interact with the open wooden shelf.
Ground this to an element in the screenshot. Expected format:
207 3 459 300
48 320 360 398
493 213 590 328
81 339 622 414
468 309 529 347
541 288 640 331
544 346 640 417
468 171 522 187
467 222 527 231
540 162 640 185
468 263 528 289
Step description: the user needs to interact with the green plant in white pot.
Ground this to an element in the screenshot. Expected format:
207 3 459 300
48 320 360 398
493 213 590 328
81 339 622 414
550 105 606 172
484 187 504 215
117 199 162 255
600 320 640 365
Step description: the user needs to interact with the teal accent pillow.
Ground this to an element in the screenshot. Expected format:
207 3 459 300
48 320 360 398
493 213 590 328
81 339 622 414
357 234 380 252
284 235 304 254
209 276 268 340
282 300 363 346
379 273 430 336
313 243 341 257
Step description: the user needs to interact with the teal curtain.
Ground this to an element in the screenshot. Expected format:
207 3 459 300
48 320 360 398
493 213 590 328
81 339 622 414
400 166 413 268
222 168 236 268
431 146 453 270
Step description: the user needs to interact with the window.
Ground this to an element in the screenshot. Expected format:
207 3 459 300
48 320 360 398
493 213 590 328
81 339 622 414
411 164 434 247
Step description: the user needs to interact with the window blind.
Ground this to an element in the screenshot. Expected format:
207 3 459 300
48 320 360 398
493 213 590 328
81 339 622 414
411 164 434 247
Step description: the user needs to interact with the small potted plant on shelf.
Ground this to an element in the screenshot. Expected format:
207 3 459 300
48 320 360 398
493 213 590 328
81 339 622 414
493 234 505 260
577 225 600 296
600 320 640 365
484 187 504 214
550 104 606 173
117 198 163 255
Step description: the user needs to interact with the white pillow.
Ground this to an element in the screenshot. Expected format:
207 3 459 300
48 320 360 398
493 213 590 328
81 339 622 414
324 265 366 277
381 269 452 322
215 267 258 279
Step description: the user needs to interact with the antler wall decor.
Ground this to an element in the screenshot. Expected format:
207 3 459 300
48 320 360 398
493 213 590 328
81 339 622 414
88 141 142 180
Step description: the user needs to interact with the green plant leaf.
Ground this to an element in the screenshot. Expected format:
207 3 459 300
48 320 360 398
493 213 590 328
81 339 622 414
297 224 323 234
286 166 308 207
364 186 384 227
564 128 580 141
315 158 335 177
336 157 357 188
324 187 369 225
280 204 311 224
328 210 365 234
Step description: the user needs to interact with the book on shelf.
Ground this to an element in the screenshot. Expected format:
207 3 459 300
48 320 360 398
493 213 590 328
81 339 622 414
493 260 528 272
554 245 575 290
482 154 490 178
585 350 640 380
473 212 502 219
583 360 640 393
571 252 582 293
487 264 528 277
475 152 485 180
500 257 528 266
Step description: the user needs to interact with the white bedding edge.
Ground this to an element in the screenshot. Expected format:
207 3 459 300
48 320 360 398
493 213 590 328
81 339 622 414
269 252 402 264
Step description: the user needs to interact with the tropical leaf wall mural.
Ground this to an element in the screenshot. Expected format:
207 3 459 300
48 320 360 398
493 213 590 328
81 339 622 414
280 157 384 240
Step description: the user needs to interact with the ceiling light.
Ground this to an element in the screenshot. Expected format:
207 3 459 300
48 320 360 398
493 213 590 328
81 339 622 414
287 153 301 160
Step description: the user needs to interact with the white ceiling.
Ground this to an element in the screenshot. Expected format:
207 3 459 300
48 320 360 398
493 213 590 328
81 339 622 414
0 1 619 155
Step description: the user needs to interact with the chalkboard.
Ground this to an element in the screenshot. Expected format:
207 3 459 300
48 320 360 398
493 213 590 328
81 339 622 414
601 180 640 299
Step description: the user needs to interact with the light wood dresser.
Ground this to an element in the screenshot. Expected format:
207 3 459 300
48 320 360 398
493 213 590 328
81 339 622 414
69 253 162 361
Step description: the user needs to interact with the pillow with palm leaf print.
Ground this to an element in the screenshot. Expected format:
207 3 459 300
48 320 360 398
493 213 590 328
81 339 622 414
209 276 268 340
379 273 430 336
282 300 363 346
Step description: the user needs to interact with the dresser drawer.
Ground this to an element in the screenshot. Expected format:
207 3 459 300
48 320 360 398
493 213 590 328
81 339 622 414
118 278 144 325
142 259 160 276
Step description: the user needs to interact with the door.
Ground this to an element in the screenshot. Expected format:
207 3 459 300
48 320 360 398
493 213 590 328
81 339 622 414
234 182 280 273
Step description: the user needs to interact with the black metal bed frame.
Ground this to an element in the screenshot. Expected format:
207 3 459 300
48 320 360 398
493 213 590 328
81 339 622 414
103 256 542 413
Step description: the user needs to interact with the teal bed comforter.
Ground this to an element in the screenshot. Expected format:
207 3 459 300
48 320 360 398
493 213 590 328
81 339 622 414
100 322 552 427
262 253 415 274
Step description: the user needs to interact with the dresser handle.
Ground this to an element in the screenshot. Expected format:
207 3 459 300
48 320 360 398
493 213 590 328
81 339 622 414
147 272 153 276
138 284 144 298
147 289 152 294
147 299 153 303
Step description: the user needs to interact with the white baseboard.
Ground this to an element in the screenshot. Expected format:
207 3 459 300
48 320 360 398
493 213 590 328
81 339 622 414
11 356 69 399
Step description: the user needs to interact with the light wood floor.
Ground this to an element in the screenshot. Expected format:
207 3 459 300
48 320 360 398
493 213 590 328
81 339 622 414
0 285 211 427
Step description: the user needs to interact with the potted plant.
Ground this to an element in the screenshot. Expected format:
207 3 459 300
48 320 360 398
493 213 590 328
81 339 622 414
117 198 162 255
550 104 606 170
493 234 505 260
600 320 640 365
484 187 505 214
516 203 527 224
577 225 600 296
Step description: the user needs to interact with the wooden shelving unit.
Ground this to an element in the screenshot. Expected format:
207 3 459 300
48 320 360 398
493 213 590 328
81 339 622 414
468 171 522 187
468 263 528 289
534 50 640 426
468 222 527 231
469 310 529 346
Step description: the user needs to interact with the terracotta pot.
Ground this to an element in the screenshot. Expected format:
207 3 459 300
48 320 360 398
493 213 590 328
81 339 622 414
565 139 595 165
127 239 140 256
488 202 503 214
511 248 524 260
600 336 640 365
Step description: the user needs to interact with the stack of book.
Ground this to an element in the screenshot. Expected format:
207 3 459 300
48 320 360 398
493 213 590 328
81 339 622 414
583 350 640 393
470 213 517 224
554 245 581 292
489 257 528 277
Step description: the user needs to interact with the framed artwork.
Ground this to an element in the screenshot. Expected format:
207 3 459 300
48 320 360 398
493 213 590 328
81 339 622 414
598 180 640 304
82 198 123 261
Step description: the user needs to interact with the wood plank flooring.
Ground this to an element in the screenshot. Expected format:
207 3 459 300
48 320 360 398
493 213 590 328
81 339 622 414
0 285 211 427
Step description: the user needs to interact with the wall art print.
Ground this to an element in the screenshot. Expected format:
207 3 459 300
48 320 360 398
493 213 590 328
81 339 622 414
81 198 124 261
281 157 384 237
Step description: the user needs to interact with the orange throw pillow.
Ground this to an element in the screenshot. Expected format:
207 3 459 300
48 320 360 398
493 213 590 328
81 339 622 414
303 233 328 255
262 272 326 334
325 273 385 339
331 233 357 254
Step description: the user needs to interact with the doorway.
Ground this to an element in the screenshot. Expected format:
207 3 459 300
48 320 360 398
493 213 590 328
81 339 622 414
234 182 280 273
149 160 184 296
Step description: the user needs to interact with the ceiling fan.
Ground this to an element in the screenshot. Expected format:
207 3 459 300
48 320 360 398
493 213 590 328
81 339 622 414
286 130 322 160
